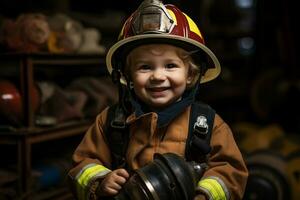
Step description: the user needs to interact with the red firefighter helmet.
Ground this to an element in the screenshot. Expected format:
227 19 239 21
106 0 221 84
0 80 40 126
0 80 23 125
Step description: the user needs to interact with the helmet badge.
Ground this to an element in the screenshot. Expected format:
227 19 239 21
132 0 175 34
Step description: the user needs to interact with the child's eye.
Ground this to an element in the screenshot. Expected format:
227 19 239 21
138 64 151 71
165 63 177 69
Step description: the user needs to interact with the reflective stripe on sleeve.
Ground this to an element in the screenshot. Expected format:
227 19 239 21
75 163 111 200
197 176 229 200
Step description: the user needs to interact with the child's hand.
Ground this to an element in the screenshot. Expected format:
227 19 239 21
97 168 130 196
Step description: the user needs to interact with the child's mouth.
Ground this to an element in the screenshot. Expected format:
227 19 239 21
148 87 169 92
147 87 170 97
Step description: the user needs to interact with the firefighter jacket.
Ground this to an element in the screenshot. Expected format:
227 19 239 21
68 105 248 200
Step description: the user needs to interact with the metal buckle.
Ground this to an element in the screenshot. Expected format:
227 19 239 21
193 115 208 137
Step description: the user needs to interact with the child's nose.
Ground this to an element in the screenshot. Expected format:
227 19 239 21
151 68 166 80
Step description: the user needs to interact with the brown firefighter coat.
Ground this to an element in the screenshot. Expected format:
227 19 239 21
68 105 248 199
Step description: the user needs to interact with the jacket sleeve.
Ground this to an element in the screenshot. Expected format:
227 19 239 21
196 114 248 200
68 107 112 200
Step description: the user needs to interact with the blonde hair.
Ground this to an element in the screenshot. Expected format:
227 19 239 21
124 45 201 88
183 52 200 89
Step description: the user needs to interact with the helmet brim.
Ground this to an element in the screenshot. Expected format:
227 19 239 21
106 34 221 84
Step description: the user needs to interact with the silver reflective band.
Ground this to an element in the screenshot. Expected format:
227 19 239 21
132 0 175 34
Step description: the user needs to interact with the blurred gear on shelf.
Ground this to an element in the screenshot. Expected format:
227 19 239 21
244 136 300 200
17 14 50 48
67 76 118 117
78 28 106 54
245 150 290 200
47 13 84 53
0 79 40 127
0 12 108 54
36 77 118 124
35 115 57 127
233 122 285 155
0 80 23 126
233 121 300 200
0 13 50 52
36 81 87 123
32 158 72 190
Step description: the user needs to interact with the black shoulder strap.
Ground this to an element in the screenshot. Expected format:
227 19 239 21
104 103 129 169
185 101 215 162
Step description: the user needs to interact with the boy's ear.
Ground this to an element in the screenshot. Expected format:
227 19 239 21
186 76 193 84
187 70 195 83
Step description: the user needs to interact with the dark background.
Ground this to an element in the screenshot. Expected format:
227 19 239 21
0 0 299 199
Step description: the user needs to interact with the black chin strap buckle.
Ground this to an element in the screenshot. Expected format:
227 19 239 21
111 105 127 129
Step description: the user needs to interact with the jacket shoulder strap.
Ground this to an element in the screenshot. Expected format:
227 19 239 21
185 101 216 162
104 103 129 169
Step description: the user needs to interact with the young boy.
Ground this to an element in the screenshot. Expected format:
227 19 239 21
68 0 248 199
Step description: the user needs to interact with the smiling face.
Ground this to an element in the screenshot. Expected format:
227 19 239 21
126 44 194 109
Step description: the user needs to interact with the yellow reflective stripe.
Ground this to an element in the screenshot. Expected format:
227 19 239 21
198 178 227 200
183 13 203 39
118 23 126 40
167 9 202 40
78 165 105 187
167 9 177 25
76 165 110 200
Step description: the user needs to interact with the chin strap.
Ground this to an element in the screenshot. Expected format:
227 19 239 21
107 69 131 169
111 68 130 113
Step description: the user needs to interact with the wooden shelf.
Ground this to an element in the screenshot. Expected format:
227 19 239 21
0 120 92 144
0 52 106 128
0 53 106 199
